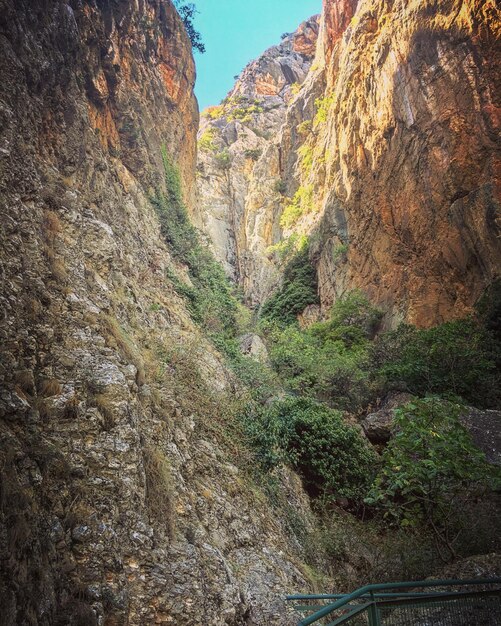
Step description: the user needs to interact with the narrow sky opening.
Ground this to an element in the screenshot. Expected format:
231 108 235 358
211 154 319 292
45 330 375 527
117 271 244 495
193 0 321 111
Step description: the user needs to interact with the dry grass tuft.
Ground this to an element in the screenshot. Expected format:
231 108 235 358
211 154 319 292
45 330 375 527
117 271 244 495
25 297 43 320
14 370 34 394
93 394 116 431
40 378 62 397
43 210 62 235
99 314 146 385
64 395 79 420
50 257 68 283
143 446 176 538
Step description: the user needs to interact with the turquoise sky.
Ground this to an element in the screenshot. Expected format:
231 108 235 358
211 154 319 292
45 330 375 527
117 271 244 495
193 0 321 111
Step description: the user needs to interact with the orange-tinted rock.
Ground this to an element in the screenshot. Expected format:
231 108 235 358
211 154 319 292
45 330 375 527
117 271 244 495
292 16 320 56
290 0 501 327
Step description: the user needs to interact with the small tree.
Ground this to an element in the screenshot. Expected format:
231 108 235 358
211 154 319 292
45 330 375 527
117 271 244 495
174 2 205 53
366 398 501 559
248 397 377 504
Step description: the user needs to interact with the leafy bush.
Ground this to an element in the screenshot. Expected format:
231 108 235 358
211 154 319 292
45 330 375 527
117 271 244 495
244 148 262 161
226 102 263 123
280 185 314 228
198 127 219 152
371 318 500 408
202 105 225 120
366 397 501 554
310 291 382 348
273 179 287 195
314 94 335 124
297 119 312 135
297 143 314 175
268 323 370 411
246 397 377 502
266 233 309 262
332 243 348 261
214 148 231 169
260 246 318 324
265 292 381 411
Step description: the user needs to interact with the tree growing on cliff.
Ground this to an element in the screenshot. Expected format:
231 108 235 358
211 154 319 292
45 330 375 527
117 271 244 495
174 2 205 53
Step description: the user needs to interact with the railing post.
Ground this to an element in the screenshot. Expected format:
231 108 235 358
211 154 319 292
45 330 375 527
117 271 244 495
368 591 381 626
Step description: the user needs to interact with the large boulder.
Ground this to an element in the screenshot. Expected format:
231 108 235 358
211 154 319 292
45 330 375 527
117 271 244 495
361 392 413 444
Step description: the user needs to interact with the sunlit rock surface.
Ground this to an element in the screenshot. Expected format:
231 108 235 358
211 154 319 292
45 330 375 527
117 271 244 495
195 17 320 306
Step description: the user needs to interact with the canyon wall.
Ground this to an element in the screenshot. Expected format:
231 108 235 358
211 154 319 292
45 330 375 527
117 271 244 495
300 0 501 326
0 1 311 623
195 17 320 306
198 0 501 326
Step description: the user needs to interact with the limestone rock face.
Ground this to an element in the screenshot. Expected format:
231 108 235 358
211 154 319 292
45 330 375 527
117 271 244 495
199 0 500 327
195 17 320 306
0 1 312 623
286 0 501 326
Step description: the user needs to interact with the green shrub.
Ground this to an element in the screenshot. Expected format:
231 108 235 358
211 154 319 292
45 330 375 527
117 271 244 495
266 233 309 262
310 291 382 348
214 148 231 169
152 149 198 259
332 243 348 261
244 148 262 161
371 318 500 408
273 179 287 195
247 397 377 502
202 105 225 120
366 397 501 553
297 119 312 135
153 149 238 339
198 127 219 152
262 292 384 411
268 321 371 412
260 246 318 325
297 143 314 175
314 94 335 124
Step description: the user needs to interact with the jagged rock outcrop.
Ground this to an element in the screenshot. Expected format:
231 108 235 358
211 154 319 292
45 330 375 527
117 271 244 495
283 0 501 326
195 17 319 306
0 1 313 623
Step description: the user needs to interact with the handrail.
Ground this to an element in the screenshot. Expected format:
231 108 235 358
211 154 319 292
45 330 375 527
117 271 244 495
286 578 501 626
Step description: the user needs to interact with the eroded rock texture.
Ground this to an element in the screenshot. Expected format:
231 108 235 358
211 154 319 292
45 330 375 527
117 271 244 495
195 17 320 306
199 0 500 326
0 1 312 623
287 0 501 326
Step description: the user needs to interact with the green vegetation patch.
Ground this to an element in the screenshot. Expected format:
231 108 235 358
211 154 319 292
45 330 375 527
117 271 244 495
245 396 377 503
280 184 314 228
260 245 319 325
153 148 238 338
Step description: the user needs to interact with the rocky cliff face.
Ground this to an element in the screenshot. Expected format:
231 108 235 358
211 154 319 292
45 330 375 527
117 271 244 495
195 17 319 306
295 0 501 326
199 0 501 326
0 1 312 623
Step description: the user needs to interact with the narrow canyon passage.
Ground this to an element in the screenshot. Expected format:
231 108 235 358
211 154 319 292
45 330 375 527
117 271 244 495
0 1 500 625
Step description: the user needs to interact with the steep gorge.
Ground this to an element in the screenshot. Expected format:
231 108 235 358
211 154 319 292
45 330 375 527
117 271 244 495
0 0 500 625
198 0 501 327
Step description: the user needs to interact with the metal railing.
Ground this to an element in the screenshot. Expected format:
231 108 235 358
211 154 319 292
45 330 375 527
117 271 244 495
286 578 501 625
